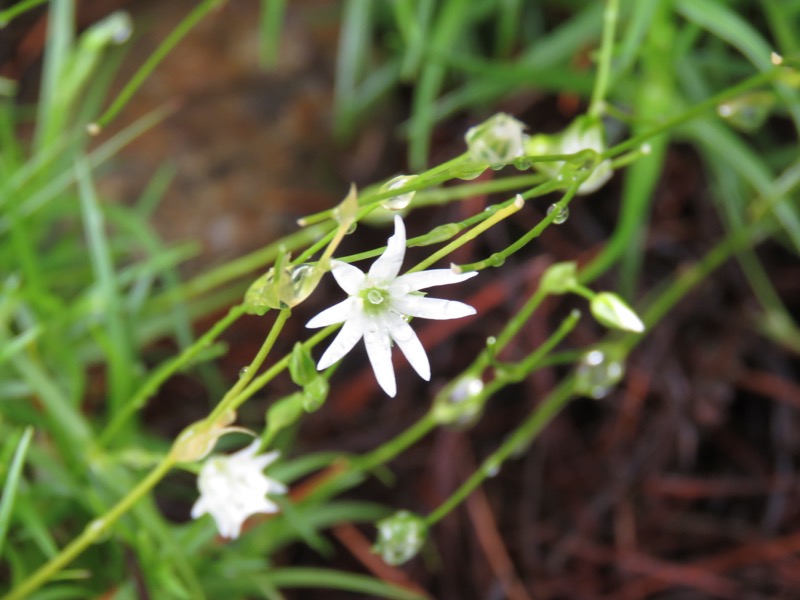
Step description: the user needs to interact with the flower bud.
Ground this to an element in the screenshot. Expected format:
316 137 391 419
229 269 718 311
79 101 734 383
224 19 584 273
590 292 645 333
465 113 527 165
539 262 578 295
575 348 625 399
373 510 428 566
289 342 317 387
527 115 612 194
171 411 239 462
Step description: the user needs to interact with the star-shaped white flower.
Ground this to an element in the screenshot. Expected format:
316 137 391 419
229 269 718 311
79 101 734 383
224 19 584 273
191 441 287 539
307 215 477 397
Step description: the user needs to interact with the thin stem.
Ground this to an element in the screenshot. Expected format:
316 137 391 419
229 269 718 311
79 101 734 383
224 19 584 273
588 0 619 117
454 183 579 272
409 194 524 273
356 412 439 472
427 377 574 526
98 304 246 446
3 456 176 600
94 0 226 128
209 308 291 422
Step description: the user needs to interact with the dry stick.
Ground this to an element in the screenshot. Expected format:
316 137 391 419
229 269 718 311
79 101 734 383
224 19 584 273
463 447 533 600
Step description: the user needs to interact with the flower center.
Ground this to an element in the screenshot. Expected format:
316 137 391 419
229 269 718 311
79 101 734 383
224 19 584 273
360 286 390 315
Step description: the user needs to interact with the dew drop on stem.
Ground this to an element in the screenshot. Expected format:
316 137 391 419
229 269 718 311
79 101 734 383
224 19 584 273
547 204 569 224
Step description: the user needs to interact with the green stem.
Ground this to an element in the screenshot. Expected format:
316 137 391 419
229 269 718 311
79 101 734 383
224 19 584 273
3 457 176 600
208 308 291 422
94 0 226 128
604 68 782 161
426 376 574 526
454 183 580 272
98 304 246 446
356 412 438 472
581 67 782 285
588 0 619 117
493 309 581 383
410 194 524 273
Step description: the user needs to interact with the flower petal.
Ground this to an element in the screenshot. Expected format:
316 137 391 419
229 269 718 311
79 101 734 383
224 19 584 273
331 260 366 295
393 296 476 320
252 449 281 470
317 312 365 369
306 298 354 328
393 269 477 292
233 440 263 460
190 497 207 520
387 313 430 380
368 215 406 282
364 318 396 396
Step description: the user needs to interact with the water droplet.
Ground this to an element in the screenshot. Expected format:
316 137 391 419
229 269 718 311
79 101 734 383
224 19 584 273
380 175 418 211
488 253 505 267
433 375 485 428
716 91 774 132
547 204 569 224
484 461 500 477
245 261 323 313
86 518 111 542
239 367 250 378
367 289 385 305
449 377 484 403
513 156 532 170
111 15 133 44
585 350 604 366
346 222 357 235
575 349 625 399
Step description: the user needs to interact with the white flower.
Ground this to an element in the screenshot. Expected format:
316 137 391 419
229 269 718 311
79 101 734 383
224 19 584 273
191 441 287 539
306 215 477 397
